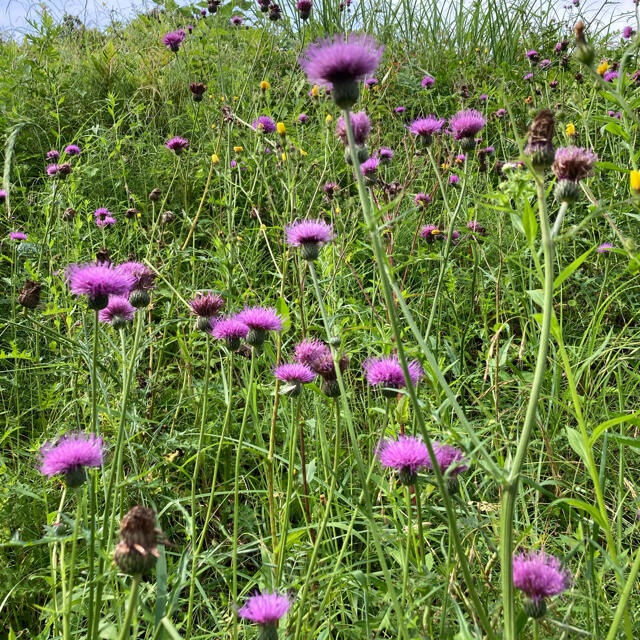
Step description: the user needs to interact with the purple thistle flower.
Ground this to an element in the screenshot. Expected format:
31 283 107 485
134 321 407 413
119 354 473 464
237 306 283 346
365 77 378 87
425 441 469 477
449 109 486 141
40 433 104 487
274 363 315 394
467 220 487 236
0 189 6 202
523 72 534 81
451 230 461 243
336 111 371 145
323 182 339 198
552 146 597 182
409 116 445 143
47 149 60 161
116 261 155 307
597 243 615 253
421 75 435 88
64 144 81 156
414 193 430 207
238 591 291 627
162 29 186 52
295 338 329 366
298 34 384 108
297 113 309 124
98 296 135 328
296 0 312 19
603 70 619 82
189 292 225 331
539 59 552 69
96 215 116 228
231 15 243 25
493 108 507 118
286 219 333 260
210 316 249 349
165 137 190 154
66 263 135 310
47 164 60 176
253 116 277 133
377 435 430 484
363 355 423 396
449 174 460 185
513 550 571 617
526 49 539 61
420 224 441 242
479 93 488 101
379 147 393 162
394 106 406 114
359 155 379 178
608 110 622 119
623 26 634 39
10 231 28 241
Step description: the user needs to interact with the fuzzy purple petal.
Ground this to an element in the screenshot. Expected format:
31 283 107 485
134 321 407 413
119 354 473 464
238 591 291 624
513 551 571 602
40 433 104 476
377 435 430 472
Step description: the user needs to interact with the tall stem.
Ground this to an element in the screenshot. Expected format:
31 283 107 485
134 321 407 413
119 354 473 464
499 175 554 640
62 493 82 640
117 577 140 640
402 484 413 602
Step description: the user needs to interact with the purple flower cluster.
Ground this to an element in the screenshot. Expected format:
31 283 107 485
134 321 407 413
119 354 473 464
40 433 104 487
163 29 186 52
94 207 116 228
363 355 423 396
99 296 136 328
253 116 277 133
238 591 291 627
336 111 371 145
165 136 190 154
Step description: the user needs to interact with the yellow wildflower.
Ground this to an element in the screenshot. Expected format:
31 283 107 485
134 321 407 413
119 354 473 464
299 148 307 156
233 146 243 153
211 153 220 164
441 162 451 170
565 123 576 136
311 85 320 97
335 206 341 214
597 61 609 75
211 123 216 129
325 114 332 124
630 170 640 195
233 96 238 101
260 80 270 91
277 122 286 136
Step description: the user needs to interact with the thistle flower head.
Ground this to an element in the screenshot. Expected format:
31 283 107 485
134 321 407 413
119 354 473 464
363 355 423 395
274 363 316 390
525 109 556 169
421 75 435 88
98 296 135 328
237 306 283 331
40 433 103 487
66 263 135 309
47 149 60 161
425 441 469 477
286 219 333 249
513 551 571 605
114 505 165 575
165 136 190 154
420 224 441 242
10 231 27 241
210 316 249 349
295 339 329 366
162 29 186 52
253 116 277 133
64 144 81 156
359 155 379 177
336 111 371 145
116 261 156 292
189 292 225 322
0 189 6 202
409 116 445 139
552 146 597 182
414 193 431 207
377 435 430 484
449 109 486 140
597 243 615 253
238 591 292 625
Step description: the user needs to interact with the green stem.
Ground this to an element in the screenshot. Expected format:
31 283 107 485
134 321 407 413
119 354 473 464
342 108 496 639
185 335 211 640
63 495 83 640
232 350 255 640
605 545 640 640
117 576 140 640
92 310 99 435
402 485 413 602
414 485 425 564
500 174 554 640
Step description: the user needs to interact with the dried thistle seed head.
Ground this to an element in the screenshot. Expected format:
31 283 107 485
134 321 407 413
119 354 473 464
524 109 555 170
114 505 167 576
149 188 162 202
18 279 42 309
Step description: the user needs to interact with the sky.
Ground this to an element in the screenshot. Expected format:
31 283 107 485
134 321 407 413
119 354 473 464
0 0 636 34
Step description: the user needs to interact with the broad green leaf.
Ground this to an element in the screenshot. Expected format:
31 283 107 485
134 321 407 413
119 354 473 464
522 199 537 247
554 247 595 290
566 427 589 468
552 498 607 529
589 413 640 446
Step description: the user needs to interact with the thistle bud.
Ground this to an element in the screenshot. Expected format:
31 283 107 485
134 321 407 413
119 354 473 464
18 279 42 309
114 505 166 576
574 21 595 67
524 109 555 171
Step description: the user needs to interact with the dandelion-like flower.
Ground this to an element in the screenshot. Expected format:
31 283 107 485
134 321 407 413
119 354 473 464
377 435 430 485
162 29 186 52
513 550 571 619
363 355 423 397
165 136 190 154
237 306 283 347
67 263 134 310
40 433 104 488
190 292 225 331
64 144 81 156
253 116 277 133
409 116 445 145
285 219 333 260
298 34 384 108
210 316 249 350
274 363 315 395
98 296 135 329
336 111 371 145
238 591 291 637
449 109 486 147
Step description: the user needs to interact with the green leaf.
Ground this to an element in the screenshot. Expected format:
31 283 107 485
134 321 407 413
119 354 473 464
603 122 630 142
275 297 290 331
566 427 590 468
589 413 640 446
552 497 607 529
160 617 184 640
554 247 595 289
522 199 537 247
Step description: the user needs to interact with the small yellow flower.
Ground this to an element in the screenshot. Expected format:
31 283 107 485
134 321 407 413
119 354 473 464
211 153 220 164
441 162 451 170
209 94 214 100
459 60 463 65
277 122 286 136
233 146 243 153
211 123 216 129
597 61 609 75
260 80 270 91
565 123 576 136
281 152 287 161
220 96 225 101
335 206 341 214
299 148 307 156
260 223 267 231
236 236 243 242
325 114 333 124
484 48 488 54
233 96 238 101
475 47 480 52
311 85 320 97
136 212 142 218
630 170 640 195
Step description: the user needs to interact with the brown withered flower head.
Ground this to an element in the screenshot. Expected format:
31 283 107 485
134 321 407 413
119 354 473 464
62 207 76 222
149 188 162 202
189 82 207 101
18 280 42 309
310 350 350 398
524 109 555 170
114 505 168 576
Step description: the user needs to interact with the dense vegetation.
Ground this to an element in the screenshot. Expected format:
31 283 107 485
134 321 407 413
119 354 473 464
2 1 640 638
